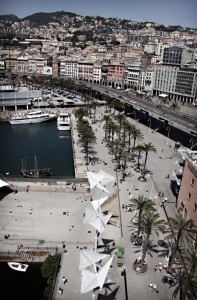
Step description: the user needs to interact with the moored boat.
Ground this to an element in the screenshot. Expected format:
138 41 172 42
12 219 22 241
9 110 56 125
8 262 29 272
20 156 52 178
57 112 71 131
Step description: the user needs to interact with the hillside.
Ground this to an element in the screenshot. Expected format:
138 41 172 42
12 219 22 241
0 11 77 26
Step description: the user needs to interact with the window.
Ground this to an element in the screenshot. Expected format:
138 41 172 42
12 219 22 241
191 178 194 187
188 192 191 201
194 203 197 213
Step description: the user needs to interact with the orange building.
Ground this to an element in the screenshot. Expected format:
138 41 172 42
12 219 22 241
177 151 197 226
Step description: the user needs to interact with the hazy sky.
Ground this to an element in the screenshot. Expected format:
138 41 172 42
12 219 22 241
1 0 197 28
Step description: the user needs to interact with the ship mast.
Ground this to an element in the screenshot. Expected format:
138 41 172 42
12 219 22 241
34 156 39 176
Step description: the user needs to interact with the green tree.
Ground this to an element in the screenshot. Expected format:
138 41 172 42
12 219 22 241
140 211 166 267
165 214 197 269
141 142 156 175
41 254 60 300
129 195 155 236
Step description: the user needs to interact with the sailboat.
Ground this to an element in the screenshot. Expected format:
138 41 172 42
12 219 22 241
20 156 52 178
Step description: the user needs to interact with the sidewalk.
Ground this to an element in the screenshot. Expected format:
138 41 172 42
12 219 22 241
71 105 182 300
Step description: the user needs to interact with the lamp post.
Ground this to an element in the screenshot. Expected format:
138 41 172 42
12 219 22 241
131 111 136 125
148 118 151 134
166 126 170 145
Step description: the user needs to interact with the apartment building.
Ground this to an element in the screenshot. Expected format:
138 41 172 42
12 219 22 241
138 68 154 94
92 61 102 84
59 59 78 78
124 64 141 90
177 150 197 227
107 64 124 88
78 61 94 81
162 46 195 66
153 64 197 103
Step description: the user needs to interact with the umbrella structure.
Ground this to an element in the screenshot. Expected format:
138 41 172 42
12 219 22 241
91 196 108 211
79 250 109 271
87 172 110 193
87 170 115 194
0 179 9 188
80 256 114 294
83 204 112 234
99 170 115 185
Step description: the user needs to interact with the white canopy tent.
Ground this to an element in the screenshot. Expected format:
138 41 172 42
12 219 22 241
80 256 114 294
83 205 112 234
79 250 109 271
87 171 115 195
0 179 9 188
87 172 110 194
91 196 108 212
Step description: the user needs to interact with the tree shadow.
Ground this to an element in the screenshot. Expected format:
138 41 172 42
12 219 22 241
97 286 119 299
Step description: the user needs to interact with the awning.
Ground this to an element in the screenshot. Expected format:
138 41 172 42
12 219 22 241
0 179 9 188
159 94 168 98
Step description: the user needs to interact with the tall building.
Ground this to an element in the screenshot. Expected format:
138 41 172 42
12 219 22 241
177 150 197 227
163 46 195 66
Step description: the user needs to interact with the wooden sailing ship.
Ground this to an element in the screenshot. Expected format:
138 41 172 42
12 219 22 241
20 156 52 178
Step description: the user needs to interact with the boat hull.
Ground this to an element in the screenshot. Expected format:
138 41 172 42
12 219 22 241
9 115 56 125
8 262 28 272
57 113 71 131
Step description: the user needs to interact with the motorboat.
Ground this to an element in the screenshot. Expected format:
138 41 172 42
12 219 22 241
9 110 57 125
8 262 29 272
20 156 52 178
57 112 71 131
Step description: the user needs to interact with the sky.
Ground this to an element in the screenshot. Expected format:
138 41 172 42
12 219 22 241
1 0 197 28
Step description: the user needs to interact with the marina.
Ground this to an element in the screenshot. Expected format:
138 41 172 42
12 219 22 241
0 119 74 178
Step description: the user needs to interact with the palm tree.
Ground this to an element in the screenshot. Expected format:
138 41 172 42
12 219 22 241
135 144 144 170
170 268 197 300
128 195 156 236
77 119 97 164
172 242 197 300
102 115 111 140
165 214 197 269
115 113 126 138
141 142 156 175
125 122 135 151
131 127 144 149
140 211 166 267
75 107 88 121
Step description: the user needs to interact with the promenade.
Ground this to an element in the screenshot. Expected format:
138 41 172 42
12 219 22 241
0 105 184 300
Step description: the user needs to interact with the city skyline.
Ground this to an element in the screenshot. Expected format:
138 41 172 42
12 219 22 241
1 0 197 28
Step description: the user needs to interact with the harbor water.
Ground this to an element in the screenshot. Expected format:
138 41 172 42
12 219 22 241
0 262 47 300
0 120 75 178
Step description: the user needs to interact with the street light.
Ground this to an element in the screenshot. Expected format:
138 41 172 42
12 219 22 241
166 126 170 145
131 111 136 125
148 118 151 134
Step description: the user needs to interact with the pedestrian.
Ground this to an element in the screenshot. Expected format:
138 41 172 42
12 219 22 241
153 284 157 291
149 282 153 289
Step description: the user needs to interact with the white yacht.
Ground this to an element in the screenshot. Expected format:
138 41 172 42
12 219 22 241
8 262 29 272
9 110 57 125
57 112 71 131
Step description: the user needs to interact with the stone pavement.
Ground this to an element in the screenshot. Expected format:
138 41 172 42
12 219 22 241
0 105 184 300
70 106 183 300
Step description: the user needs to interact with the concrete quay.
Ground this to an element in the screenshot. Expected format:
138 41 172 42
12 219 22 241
0 106 184 300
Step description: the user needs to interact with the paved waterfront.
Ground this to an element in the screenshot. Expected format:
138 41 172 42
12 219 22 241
0 105 185 300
